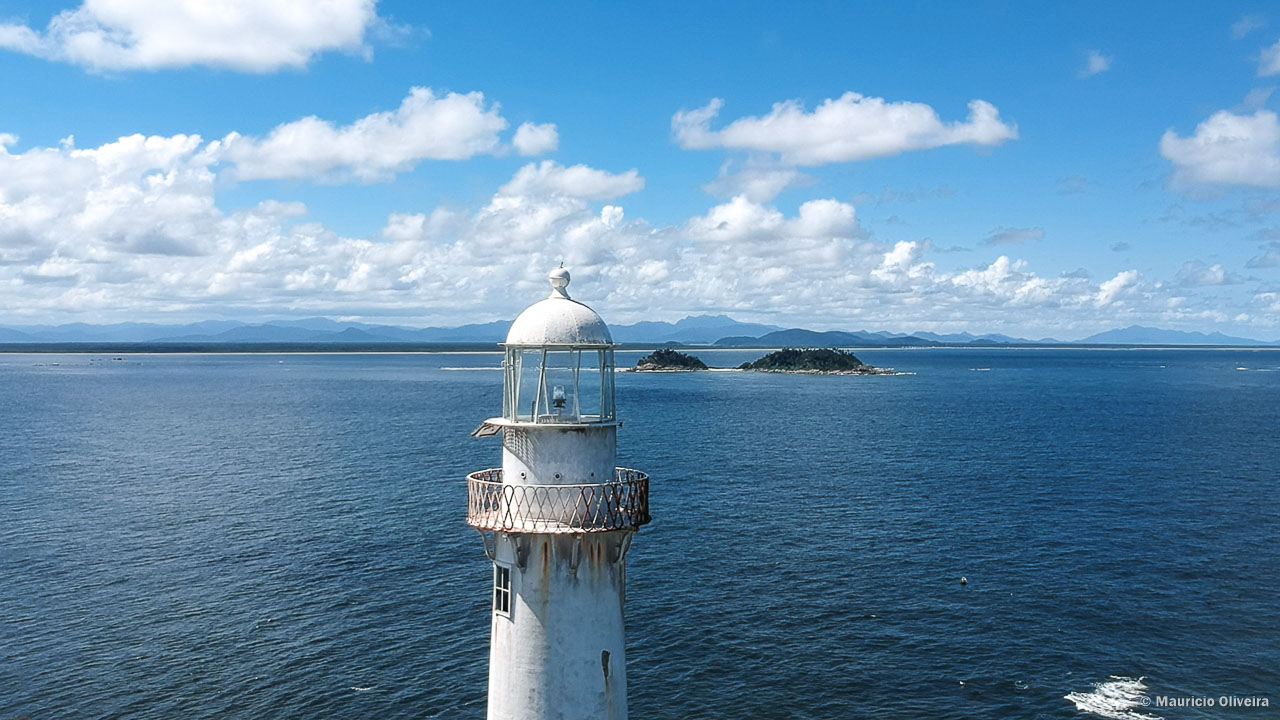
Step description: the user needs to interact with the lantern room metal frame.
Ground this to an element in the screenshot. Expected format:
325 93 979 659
501 345 617 424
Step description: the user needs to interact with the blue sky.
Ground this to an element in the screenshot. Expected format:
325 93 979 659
2 1 1280 339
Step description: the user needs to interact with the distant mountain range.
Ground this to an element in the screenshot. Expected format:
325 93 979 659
1072 326 1275 346
0 318 1275 347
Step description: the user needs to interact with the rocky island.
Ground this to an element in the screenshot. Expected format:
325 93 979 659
627 346 895 375
632 348 709 372
737 347 893 375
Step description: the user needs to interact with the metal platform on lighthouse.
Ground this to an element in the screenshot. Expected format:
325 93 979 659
466 466 649 534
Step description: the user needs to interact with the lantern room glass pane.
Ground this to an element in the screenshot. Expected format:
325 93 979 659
541 350 578 421
512 349 542 422
577 350 602 421
504 346 615 423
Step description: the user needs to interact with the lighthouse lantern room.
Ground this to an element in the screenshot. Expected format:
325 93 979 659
501 267 616 425
466 267 649 720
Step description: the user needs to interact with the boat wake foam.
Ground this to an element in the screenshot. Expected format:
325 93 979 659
1065 676 1161 720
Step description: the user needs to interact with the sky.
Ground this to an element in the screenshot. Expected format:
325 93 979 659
2 1 1280 340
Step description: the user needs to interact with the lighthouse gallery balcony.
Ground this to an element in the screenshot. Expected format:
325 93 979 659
466 468 650 533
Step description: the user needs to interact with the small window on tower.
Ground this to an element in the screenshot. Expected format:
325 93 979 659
493 564 511 617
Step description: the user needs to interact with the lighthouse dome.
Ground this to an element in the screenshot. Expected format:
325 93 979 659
505 268 613 346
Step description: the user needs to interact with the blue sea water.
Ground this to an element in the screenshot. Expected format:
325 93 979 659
1 348 1277 720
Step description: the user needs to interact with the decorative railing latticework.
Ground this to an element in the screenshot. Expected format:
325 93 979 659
466 468 650 533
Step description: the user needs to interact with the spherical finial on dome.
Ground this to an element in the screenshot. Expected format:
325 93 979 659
505 265 612 346
549 266 570 298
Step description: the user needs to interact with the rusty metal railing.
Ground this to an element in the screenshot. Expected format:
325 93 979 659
466 468 650 533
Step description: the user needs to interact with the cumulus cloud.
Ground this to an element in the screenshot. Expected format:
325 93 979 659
871 241 934 284
221 87 511 182
1160 109 1280 187
701 163 812 202
497 161 643 200
0 136 856 323
0 132 221 260
0 0 386 72
512 122 559 156
684 196 860 246
1080 50 1111 78
1175 260 1241 287
671 92 1017 165
1095 270 1139 307
0 130 1231 335
981 226 1044 246
951 256 1039 299
874 251 1104 313
1256 291 1280 312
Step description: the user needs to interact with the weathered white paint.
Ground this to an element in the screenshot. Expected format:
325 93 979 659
488 531 631 720
472 267 640 720
502 425 617 487
501 425 617 526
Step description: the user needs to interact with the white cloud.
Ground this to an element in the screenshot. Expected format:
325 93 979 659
1160 109 1280 187
0 24 41 54
1262 38 1280 76
684 196 859 245
701 163 811 202
1256 291 1280 312
222 87 510 182
512 122 559 156
1240 86 1275 111
864 249 1107 313
1080 50 1111 78
1095 270 1139 307
946 256 1059 306
497 161 643 200
1233 15 1265 39
380 207 462 243
0 132 221 260
0 130 1251 335
671 92 1017 165
1175 260 1241 286
871 241 934 283
0 0 385 72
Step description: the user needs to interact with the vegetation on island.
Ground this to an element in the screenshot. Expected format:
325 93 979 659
630 346 892 375
738 347 884 374
634 348 709 371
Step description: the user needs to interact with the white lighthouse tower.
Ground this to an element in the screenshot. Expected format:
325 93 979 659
466 267 650 720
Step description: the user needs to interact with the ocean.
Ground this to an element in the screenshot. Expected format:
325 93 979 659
1 348 1277 719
